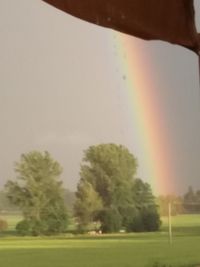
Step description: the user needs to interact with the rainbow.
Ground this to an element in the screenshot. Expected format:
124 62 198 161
112 33 176 195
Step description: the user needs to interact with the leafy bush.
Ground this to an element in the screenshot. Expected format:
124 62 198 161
16 220 31 235
100 208 122 233
42 213 69 235
31 220 48 236
16 214 68 236
125 208 161 232
126 210 145 232
142 208 161 231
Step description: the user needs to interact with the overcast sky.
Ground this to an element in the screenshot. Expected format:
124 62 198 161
0 0 200 195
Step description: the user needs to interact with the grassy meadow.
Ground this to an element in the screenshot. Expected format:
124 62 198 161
0 214 200 267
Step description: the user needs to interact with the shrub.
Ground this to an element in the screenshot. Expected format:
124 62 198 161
125 208 161 232
16 214 68 236
100 208 122 233
42 214 68 235
31 220 48 236
126 210 145 232
16 220 31 235
142 208 161 231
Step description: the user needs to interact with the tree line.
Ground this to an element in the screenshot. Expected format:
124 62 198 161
158 186 200 216
1 144 161 235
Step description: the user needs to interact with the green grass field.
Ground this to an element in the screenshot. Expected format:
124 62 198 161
0 214 199 267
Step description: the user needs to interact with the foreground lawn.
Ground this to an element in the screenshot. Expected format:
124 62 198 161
0 214 199 267
0 233 199 267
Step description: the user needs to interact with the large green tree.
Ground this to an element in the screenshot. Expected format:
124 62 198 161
5 151 68 235
75 143 160 232
75 143 137 231
79 143 137 206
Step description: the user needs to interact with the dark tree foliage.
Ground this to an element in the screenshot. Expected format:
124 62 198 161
124 179 161 232
99 208 122 233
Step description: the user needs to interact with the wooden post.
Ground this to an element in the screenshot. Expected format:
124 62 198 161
168 202 172 244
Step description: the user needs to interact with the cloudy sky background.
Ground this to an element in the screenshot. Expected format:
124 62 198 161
0 0 200 194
